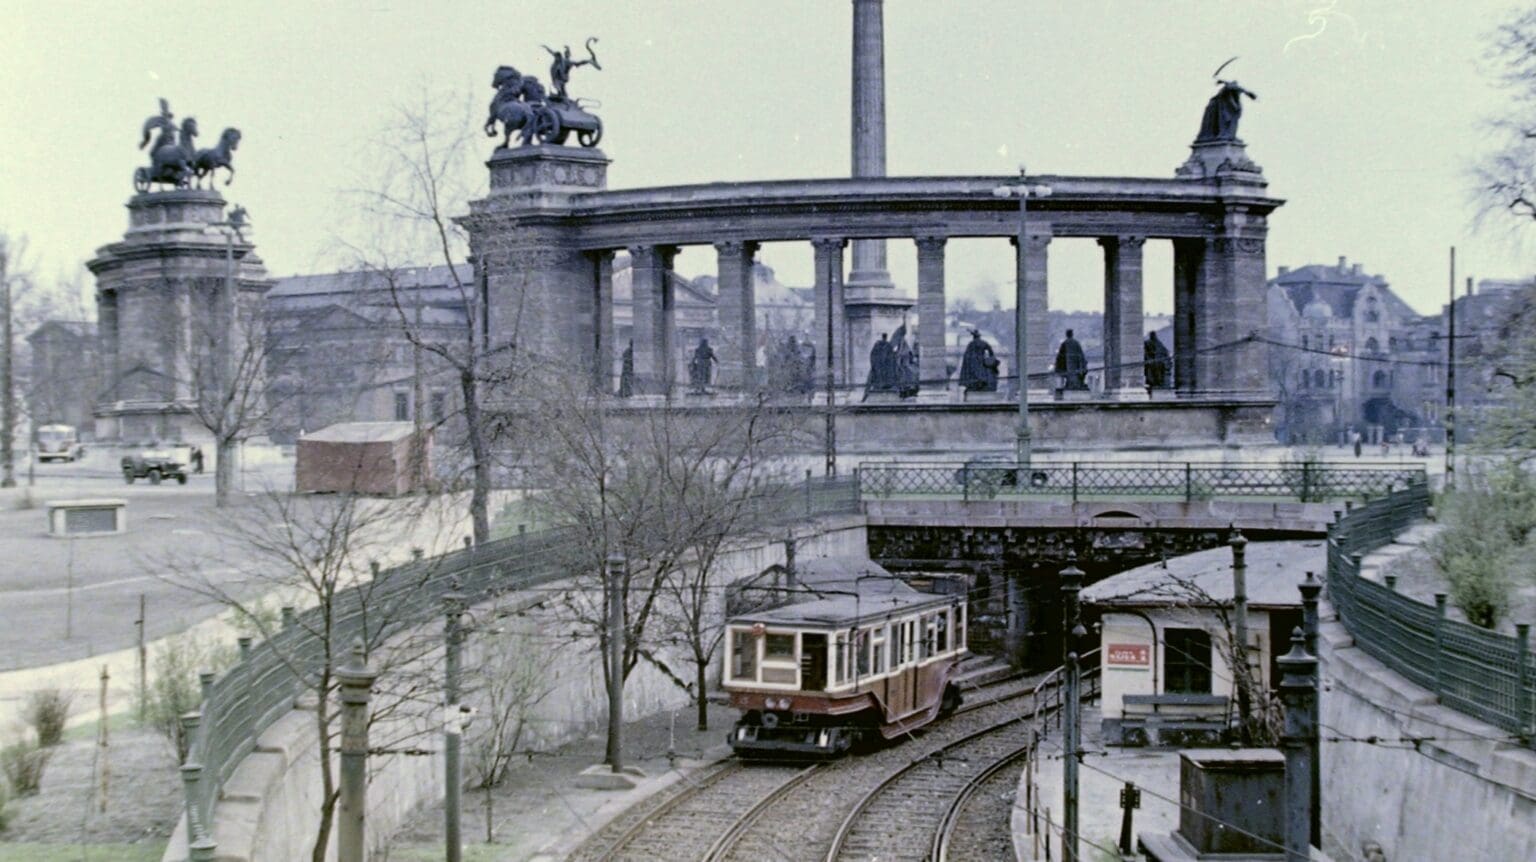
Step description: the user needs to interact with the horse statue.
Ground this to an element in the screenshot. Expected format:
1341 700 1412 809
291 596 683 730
194 128 242 188
134 116 199 192
486 65 549 148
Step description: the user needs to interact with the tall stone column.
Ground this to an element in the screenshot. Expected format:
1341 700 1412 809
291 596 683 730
659 246 679 394
1100 235 1146 391
812 238 847 388
1219 209 1270 393
1011 232 1051 390
915 235 948 391
715 240 759 389
593 250 615 392
848 0 890 291
628 245 667 395
1172 239 1203 392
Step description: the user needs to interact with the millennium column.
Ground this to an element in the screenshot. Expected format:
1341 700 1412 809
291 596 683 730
844 0 911 386
915 235 948 392
1100 235 1146 392
715 240 759 389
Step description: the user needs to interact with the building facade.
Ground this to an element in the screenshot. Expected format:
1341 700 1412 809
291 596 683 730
26 320 100 437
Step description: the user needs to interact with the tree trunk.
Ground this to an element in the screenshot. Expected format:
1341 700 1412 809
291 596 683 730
696 661 709 732
311 696 338 862
460 370 490 544
484 784 494 843
0 250 14 489
215 436 238 507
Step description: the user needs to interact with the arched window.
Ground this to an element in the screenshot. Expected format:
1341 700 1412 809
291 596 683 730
1299 369 1309 388
1365 337 1380 354
1388 336 1397 352
1301 334 1309 350
1372 370 1388 388
1313 369 1326 389
1365 295 1380 323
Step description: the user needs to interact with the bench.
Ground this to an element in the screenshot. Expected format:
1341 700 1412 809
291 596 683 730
1110 694 1231 747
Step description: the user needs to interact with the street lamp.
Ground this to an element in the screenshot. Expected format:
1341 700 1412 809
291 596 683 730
992 166 1052 466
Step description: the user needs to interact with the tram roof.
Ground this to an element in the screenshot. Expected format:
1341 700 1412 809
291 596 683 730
731 589 954 628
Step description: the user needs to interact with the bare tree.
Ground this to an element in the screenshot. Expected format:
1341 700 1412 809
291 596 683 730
183 281 276 507
345 90 516 544
464 623 555 843
1476 8 1536 225
161 488 456 861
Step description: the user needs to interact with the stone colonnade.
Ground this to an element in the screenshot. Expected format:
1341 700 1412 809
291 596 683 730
464 148 1274 399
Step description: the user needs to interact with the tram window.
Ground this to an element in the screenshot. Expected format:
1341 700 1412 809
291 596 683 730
730 629 757 682
856 629 871 676
833 633 848 685
871 625 888 675
955 606 966 650
920 614 936 659
764 633 796 661
935 612 949 653
892 624 905 668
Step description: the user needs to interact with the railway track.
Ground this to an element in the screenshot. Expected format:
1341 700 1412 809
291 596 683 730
566 672 1063 862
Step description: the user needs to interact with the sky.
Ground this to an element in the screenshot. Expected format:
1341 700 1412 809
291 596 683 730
1 0 1530 317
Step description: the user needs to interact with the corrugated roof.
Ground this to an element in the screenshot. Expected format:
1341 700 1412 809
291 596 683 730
1081 540 1325 609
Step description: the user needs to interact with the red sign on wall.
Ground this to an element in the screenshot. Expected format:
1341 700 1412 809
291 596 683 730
1106 643 1151 667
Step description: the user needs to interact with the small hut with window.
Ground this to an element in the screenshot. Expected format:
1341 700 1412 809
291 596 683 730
1082 540 1321 747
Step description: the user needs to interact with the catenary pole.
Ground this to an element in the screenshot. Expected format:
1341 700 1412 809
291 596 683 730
1060 554 1085 862
444 587 467 862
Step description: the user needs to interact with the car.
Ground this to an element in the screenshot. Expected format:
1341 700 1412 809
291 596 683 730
36 424 86 463
122 449 189 485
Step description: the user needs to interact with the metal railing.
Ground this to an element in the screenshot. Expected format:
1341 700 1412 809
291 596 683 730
176 474 862 855
858 460 1425 504
1327 480 1536 746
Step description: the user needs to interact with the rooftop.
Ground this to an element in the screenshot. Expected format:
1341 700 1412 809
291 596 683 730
1081 540 1325 609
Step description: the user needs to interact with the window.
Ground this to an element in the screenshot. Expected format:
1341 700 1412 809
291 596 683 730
393 391 410 421
870 625 888 676
1372 370 1389 388
1300 335 1309 350
892 622 906 669
935 610 950 653
729 628 757 682
1163 628 1213 694
430 390 447 423
855 629 871 676
1365 337 1380 355
760 631 798 684
1312 369 1325 389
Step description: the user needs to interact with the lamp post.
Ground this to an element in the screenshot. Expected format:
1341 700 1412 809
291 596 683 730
993 166 1052 466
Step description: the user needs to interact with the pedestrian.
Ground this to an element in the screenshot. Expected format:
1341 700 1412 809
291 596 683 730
1351 429 1362 458
191 446 204 474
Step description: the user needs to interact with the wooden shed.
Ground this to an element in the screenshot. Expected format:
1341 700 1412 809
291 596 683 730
295 422 430 496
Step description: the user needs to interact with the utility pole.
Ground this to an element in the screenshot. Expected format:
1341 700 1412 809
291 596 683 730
1299 572 1323 849
824 245 838 477
336 641 378 862
1278 628 1318 862
443 587 467 862
1060 554 1086 862
1445 247 1456 488
137 594 148 724
993 167 1052 466
1231 529 1252 743
605 554 626 771
1 240 15 488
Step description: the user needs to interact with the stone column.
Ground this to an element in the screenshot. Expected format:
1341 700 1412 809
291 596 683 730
96 289 120 406
628 245 666 395
1219 209 1270 393
659 246 679 394
1100 235 1146 391
1172 239 1203 392
812 238 847 389
715 240 760 389
593 250 615 392
915 235 948 391
848 0 891 292
1011 232 1051 390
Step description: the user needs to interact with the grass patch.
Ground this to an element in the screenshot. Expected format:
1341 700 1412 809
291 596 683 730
0 843 166 862
384 845 510 862
59 711 143 745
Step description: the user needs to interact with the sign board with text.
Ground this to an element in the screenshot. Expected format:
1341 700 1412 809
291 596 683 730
1106 643 1151 668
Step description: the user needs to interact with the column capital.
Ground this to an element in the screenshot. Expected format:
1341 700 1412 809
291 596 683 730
810 236 848 252
713 239 761 257
590 248 617 262
1009 232 1052 250
1097 235 1146 250
913 234 948 253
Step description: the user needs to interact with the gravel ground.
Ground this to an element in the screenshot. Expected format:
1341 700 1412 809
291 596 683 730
384 702 737 861
1 724 180 851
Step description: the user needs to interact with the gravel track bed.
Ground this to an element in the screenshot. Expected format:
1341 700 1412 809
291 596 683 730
935 747 1027 862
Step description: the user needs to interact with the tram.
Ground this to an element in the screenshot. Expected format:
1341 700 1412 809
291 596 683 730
722 577 967 757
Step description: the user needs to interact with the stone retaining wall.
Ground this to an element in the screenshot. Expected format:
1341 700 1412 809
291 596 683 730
1320 540 1536 861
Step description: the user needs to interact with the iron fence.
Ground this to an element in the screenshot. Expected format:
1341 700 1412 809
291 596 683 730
177 474 862 854
1327 481 1536 746
858 460 1425 504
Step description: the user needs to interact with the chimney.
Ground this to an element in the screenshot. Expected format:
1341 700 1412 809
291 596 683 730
1352 263 1362 276
1278 265 1290 276
1337 256 1347 272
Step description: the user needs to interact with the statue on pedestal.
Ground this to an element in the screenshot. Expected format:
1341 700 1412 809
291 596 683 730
1195 60 1257 143
487 39 604 150
958 329 1000 392
1144 331 1172 389
892 324 919 398
1054 329 1088 391
543 38 601 101
134 99 200 192
864 333 895 399
688 338 717 394
618 340 635 398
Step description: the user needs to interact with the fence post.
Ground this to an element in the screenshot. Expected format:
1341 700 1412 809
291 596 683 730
1301 460 1314 502
804 467 813 516
336 641 378 862
1517 623 1531 745
198 671 215 706
179 711 216 860
1433 593 1448 700
1071 462 1079 503
962 465 972 503
1184 462 1193 503
281 606 297 629
1384 575 1397 591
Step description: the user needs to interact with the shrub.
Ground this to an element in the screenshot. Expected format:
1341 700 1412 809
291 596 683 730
141 634 237 763
25 688 73 747
1 740 51 797
1429 461 1536 628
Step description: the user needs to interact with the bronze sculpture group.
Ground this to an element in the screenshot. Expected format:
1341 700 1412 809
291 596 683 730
486 39 604 149
134 98 242 192
864 326 920 399
957 330 1000 392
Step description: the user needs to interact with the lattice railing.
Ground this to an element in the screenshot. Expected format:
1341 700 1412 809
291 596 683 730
857 460 1425 504
1328 481 1536 745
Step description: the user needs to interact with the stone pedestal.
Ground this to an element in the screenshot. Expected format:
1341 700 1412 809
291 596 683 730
844 294 914 388
1175 139 1264 181
90 190 272 444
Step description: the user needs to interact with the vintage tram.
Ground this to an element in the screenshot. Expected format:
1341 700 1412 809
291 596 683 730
722 577 967 757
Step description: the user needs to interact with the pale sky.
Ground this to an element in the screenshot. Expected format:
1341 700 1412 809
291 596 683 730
1 0 1530 316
